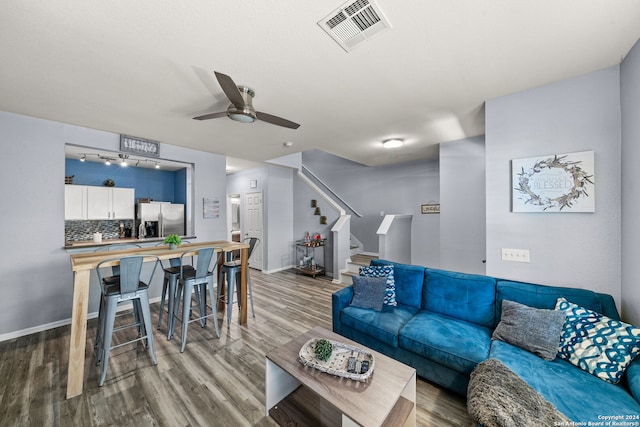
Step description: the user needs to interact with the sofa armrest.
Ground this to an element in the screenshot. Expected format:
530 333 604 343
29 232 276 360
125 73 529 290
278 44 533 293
332 285 353 335
627 356 640 405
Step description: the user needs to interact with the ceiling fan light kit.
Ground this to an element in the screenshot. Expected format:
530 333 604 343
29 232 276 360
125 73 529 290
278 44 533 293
228 86 257 123
193 71 300 129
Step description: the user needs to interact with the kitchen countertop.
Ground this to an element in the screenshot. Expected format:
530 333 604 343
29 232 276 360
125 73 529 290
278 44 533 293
64 236 196 250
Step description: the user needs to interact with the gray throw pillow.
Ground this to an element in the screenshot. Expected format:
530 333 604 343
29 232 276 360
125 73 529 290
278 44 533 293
492 300 566 361
350 276 388 311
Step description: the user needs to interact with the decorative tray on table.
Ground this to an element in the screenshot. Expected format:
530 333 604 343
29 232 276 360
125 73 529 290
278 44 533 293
298 338 375 382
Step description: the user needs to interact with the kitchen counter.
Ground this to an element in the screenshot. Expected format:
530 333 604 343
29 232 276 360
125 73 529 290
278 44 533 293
65 239 249 399
64 236 197 250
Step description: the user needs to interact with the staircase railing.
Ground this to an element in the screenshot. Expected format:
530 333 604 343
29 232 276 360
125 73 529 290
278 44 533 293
331 215 351 284
297 170 345 215
301 164 363 218
377 214 413 263
297 169 351 282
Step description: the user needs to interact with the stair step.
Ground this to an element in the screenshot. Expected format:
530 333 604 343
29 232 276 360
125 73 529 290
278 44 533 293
350 253 378 266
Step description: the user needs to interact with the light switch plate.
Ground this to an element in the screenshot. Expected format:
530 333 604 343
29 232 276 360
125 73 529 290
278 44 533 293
501 248 530 263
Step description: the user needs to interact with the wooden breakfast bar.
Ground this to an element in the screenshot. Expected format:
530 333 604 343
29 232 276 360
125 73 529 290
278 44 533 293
66 240 249 399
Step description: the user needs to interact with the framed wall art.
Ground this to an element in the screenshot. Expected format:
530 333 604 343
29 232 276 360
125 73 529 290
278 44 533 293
512 150 595 213
421 203 440 214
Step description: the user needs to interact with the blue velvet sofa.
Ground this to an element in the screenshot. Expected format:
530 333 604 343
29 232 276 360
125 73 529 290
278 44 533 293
332 259 640 423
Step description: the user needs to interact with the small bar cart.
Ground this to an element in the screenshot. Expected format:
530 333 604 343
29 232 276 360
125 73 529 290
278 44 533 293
295 238 326 278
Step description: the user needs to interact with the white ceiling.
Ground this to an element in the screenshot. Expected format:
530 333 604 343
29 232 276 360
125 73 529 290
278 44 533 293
2 1 640 171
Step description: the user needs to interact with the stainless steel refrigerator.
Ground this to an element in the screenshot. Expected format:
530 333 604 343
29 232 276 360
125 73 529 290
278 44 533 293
137 202 184 237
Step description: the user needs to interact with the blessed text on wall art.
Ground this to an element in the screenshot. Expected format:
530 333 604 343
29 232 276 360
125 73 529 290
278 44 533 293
512 151 595 213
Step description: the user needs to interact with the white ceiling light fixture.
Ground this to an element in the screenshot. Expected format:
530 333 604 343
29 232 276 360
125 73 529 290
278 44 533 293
80 154 86 162
119 154 129 167
383 138 404 149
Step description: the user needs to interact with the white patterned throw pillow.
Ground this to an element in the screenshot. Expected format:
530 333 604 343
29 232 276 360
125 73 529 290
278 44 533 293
555 297 640 384
359 265 396 306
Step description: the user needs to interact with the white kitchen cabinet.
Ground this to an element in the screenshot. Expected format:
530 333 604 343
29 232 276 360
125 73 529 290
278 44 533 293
111 187 135 219
87 186 135 220
64 185 88 220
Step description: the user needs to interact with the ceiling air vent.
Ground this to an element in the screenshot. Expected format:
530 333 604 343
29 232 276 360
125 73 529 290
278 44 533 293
318 0 392 52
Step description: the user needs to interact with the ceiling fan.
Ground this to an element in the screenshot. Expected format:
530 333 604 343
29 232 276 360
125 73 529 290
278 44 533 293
193 71 300 129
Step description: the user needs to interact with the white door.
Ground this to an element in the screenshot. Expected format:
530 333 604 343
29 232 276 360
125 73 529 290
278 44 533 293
244 191 263 270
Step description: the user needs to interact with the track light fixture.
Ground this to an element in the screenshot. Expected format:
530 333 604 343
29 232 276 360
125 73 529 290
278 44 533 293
80 153 162 169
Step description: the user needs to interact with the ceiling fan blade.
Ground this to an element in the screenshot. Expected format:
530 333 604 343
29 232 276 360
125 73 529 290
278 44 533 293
214 71 246 107
256 111 300 129
192 111 227 120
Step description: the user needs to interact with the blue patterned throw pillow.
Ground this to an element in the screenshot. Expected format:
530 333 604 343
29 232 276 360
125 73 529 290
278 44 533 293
359 265 396 306
555 297 640 384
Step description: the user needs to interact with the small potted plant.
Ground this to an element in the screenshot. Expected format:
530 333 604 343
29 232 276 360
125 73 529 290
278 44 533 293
164 234 181 250
314 338 333 362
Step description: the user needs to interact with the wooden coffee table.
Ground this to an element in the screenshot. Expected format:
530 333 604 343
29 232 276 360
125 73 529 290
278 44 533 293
265 326 416 426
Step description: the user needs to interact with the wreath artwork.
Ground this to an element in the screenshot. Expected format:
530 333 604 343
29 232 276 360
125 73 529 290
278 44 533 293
513 151 595 212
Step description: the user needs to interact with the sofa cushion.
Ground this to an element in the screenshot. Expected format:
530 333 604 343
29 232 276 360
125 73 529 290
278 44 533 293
350 276 387 311
399 311 492 374
492 300 566 361
359 265 397 306
495 280 602 325
555 297 640 384
340 304 418 348
371 260 425 309
490 339 640 423
423 268 496 328
628 357 640 405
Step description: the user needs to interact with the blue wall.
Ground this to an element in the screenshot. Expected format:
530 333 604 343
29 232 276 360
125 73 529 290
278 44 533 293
174 168 187 205
485 65 622 306
621 38 640 325
65 159 183 202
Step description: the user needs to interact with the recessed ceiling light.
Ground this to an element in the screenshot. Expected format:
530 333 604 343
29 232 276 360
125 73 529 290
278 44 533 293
283 141 293 147
383 139 403 148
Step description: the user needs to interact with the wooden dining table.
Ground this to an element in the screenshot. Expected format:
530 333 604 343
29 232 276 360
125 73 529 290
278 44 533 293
66 240 250 399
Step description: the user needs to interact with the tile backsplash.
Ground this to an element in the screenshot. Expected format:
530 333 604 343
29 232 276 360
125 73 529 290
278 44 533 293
65 220 135 242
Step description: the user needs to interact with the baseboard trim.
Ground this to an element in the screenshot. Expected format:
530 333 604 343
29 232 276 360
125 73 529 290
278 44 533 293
263 265 294 274
0 296 163 343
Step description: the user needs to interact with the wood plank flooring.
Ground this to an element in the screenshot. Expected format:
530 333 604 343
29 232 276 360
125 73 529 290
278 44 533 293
0 270 474 426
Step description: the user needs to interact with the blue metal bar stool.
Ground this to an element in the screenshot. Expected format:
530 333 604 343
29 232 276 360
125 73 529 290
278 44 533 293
95 255 160 386
170 247 222 352
94 244 142 347
217 237 258 328
156 241 194 338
